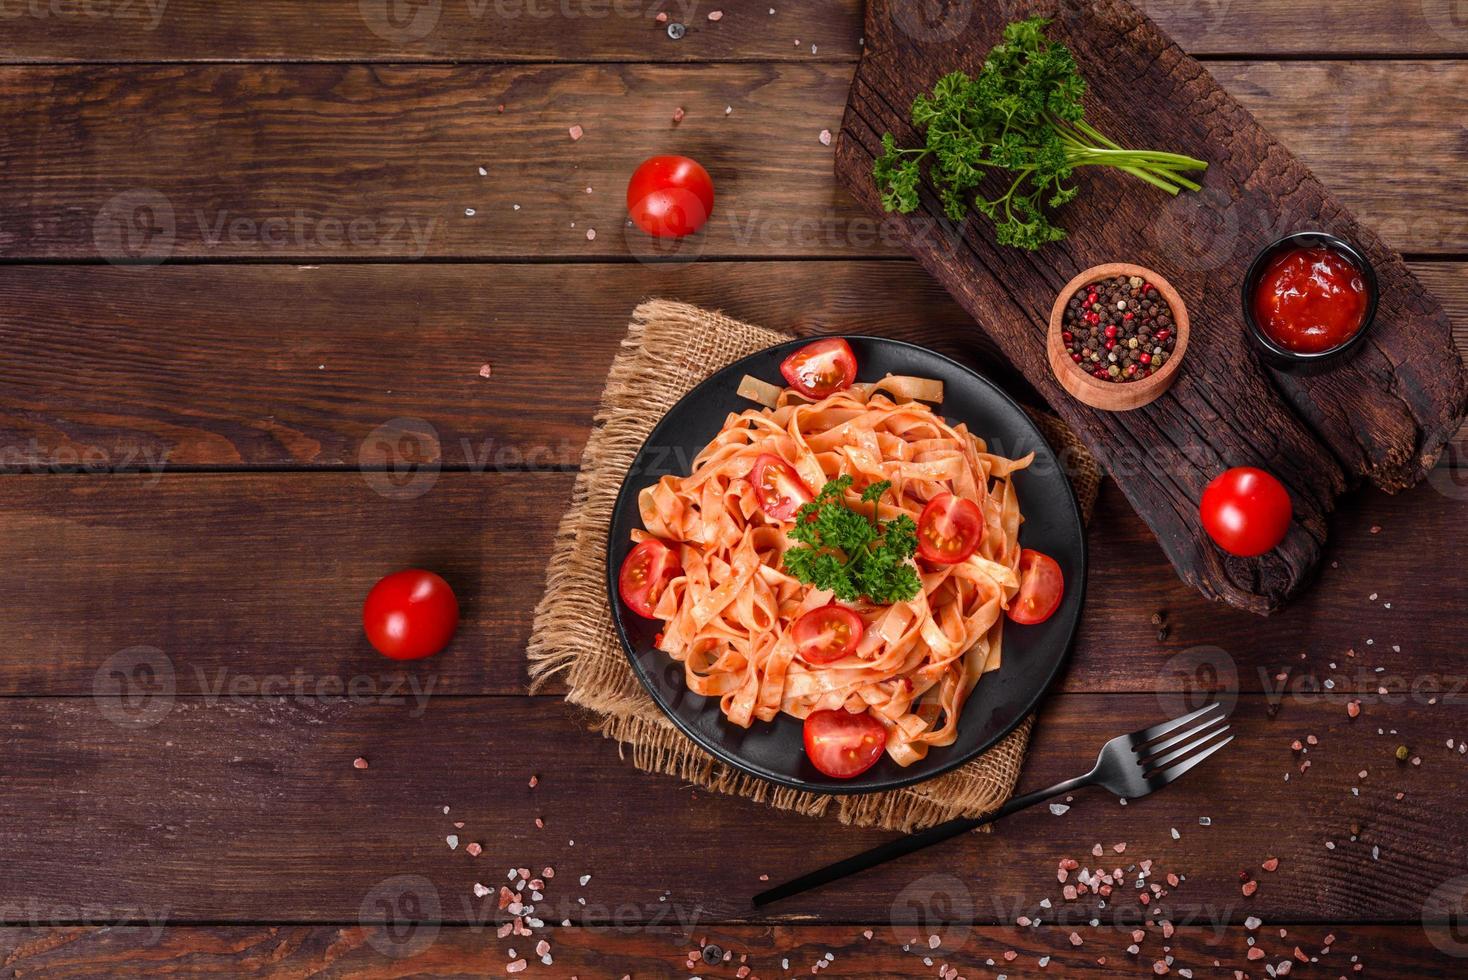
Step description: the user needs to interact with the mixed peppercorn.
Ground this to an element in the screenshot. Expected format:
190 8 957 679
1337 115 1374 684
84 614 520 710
1061 274 1177 383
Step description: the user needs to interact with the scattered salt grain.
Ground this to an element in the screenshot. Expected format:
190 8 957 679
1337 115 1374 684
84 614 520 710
707 10 723 20
1049 803 1070 816
474 883 491 898
465 208 476 217
479 363 493 379
818 129 833 146
446 835 459 850
579 874 592 886
1170 828 1180 840
586 229 596 241
478 166 487 176
568 125 584 141
466 842 482 857
352 757 368 770
928 935 940 949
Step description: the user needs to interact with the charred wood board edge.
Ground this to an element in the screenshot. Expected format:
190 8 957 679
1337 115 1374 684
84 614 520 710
834 0 1467 615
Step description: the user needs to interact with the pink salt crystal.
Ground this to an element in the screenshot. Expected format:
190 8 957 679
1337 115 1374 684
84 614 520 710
707 10 723 20
586 229 597 241
818 129 833 146
507 959 527 974
352 757 368 769
1132 930 1146 943
1262 857 1280 872
534 818 544 829
543 867 555 878
568 125 584 141
1003 950 1017 962
1113 842 1127 853
466 842 482 857
478 364 492 379
1069 932 1084 947
528 775 538 788
672 107 685 124
655 11 667 22
536 940 551 957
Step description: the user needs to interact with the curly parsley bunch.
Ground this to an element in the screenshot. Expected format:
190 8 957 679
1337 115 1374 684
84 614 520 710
873 16 1209 251
782 477 922 605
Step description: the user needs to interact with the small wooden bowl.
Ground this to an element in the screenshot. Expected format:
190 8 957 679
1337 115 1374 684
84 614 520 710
1047 263 1190 411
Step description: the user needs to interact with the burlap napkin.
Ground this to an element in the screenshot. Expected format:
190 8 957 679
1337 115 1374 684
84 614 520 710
528 300 1099 832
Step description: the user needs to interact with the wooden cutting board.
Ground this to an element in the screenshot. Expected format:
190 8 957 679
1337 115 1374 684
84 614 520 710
835 0 1466 614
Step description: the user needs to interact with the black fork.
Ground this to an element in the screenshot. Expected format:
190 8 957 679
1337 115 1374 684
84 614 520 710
753 702 1232 908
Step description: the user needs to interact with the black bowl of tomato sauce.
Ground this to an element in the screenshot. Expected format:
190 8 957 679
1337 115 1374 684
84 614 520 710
1242 232 1379 372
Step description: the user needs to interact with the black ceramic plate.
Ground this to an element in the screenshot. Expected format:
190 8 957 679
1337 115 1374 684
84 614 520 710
606 337 1085 794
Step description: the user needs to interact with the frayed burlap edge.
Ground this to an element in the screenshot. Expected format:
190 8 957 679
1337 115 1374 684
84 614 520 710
528 300 1097 833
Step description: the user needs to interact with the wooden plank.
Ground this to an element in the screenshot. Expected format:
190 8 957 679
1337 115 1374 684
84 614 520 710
0 470 1461 697
837 3 1467 613
0 261 1460 473
0 62 1464 262
0 693 1459 923
0 262 998 471
0 1 1463 63
0 1 866 64
1 923 1459 976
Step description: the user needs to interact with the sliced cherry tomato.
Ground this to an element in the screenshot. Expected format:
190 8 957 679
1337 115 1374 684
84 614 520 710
618 538 682 619
779 338 858 399
916 492 985 565
626 155 715 239
1200 466 1292 557
1008 549 1064 625
362 569 459 660
750 453 813 522
803 708 887 779
793 605 865 665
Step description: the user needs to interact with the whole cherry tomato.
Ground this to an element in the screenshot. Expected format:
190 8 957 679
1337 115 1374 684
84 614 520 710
362 569 459 660
1200 466 1293 557
626 155 715 239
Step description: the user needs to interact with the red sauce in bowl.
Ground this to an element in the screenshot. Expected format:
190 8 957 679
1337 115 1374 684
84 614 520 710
1251 246 1369 354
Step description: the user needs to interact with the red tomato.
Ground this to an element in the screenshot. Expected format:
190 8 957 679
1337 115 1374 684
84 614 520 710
803 708 887 779
1200 466 1293 557
1008 549 1064 625
916 493 985 565
750 453 813 522
793 605 865 664
779 338 859 399
618 538 682 619
626 155 715 239
362 569 459 660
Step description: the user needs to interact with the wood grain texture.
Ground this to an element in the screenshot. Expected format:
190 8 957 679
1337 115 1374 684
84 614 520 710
0 1 866 64
1 61 1466 261
0 261 1461 474
0 1 1463 63
1 923 1460 977
0 468 1460 698
836 0 1467 614
0 693 1459 923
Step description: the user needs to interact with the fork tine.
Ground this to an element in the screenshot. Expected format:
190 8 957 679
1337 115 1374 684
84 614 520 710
1144 724 1231 775
1135 701 1223 744
1138 715 1230 765
1149 734 1234 784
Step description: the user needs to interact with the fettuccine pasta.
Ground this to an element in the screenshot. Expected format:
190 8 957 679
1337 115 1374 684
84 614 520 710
634 379 1034 767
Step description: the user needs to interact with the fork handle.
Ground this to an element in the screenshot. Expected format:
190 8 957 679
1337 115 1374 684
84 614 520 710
751 772 1094 908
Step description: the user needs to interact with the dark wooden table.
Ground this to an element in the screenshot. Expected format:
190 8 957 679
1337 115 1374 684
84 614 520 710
1 2 1466 976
